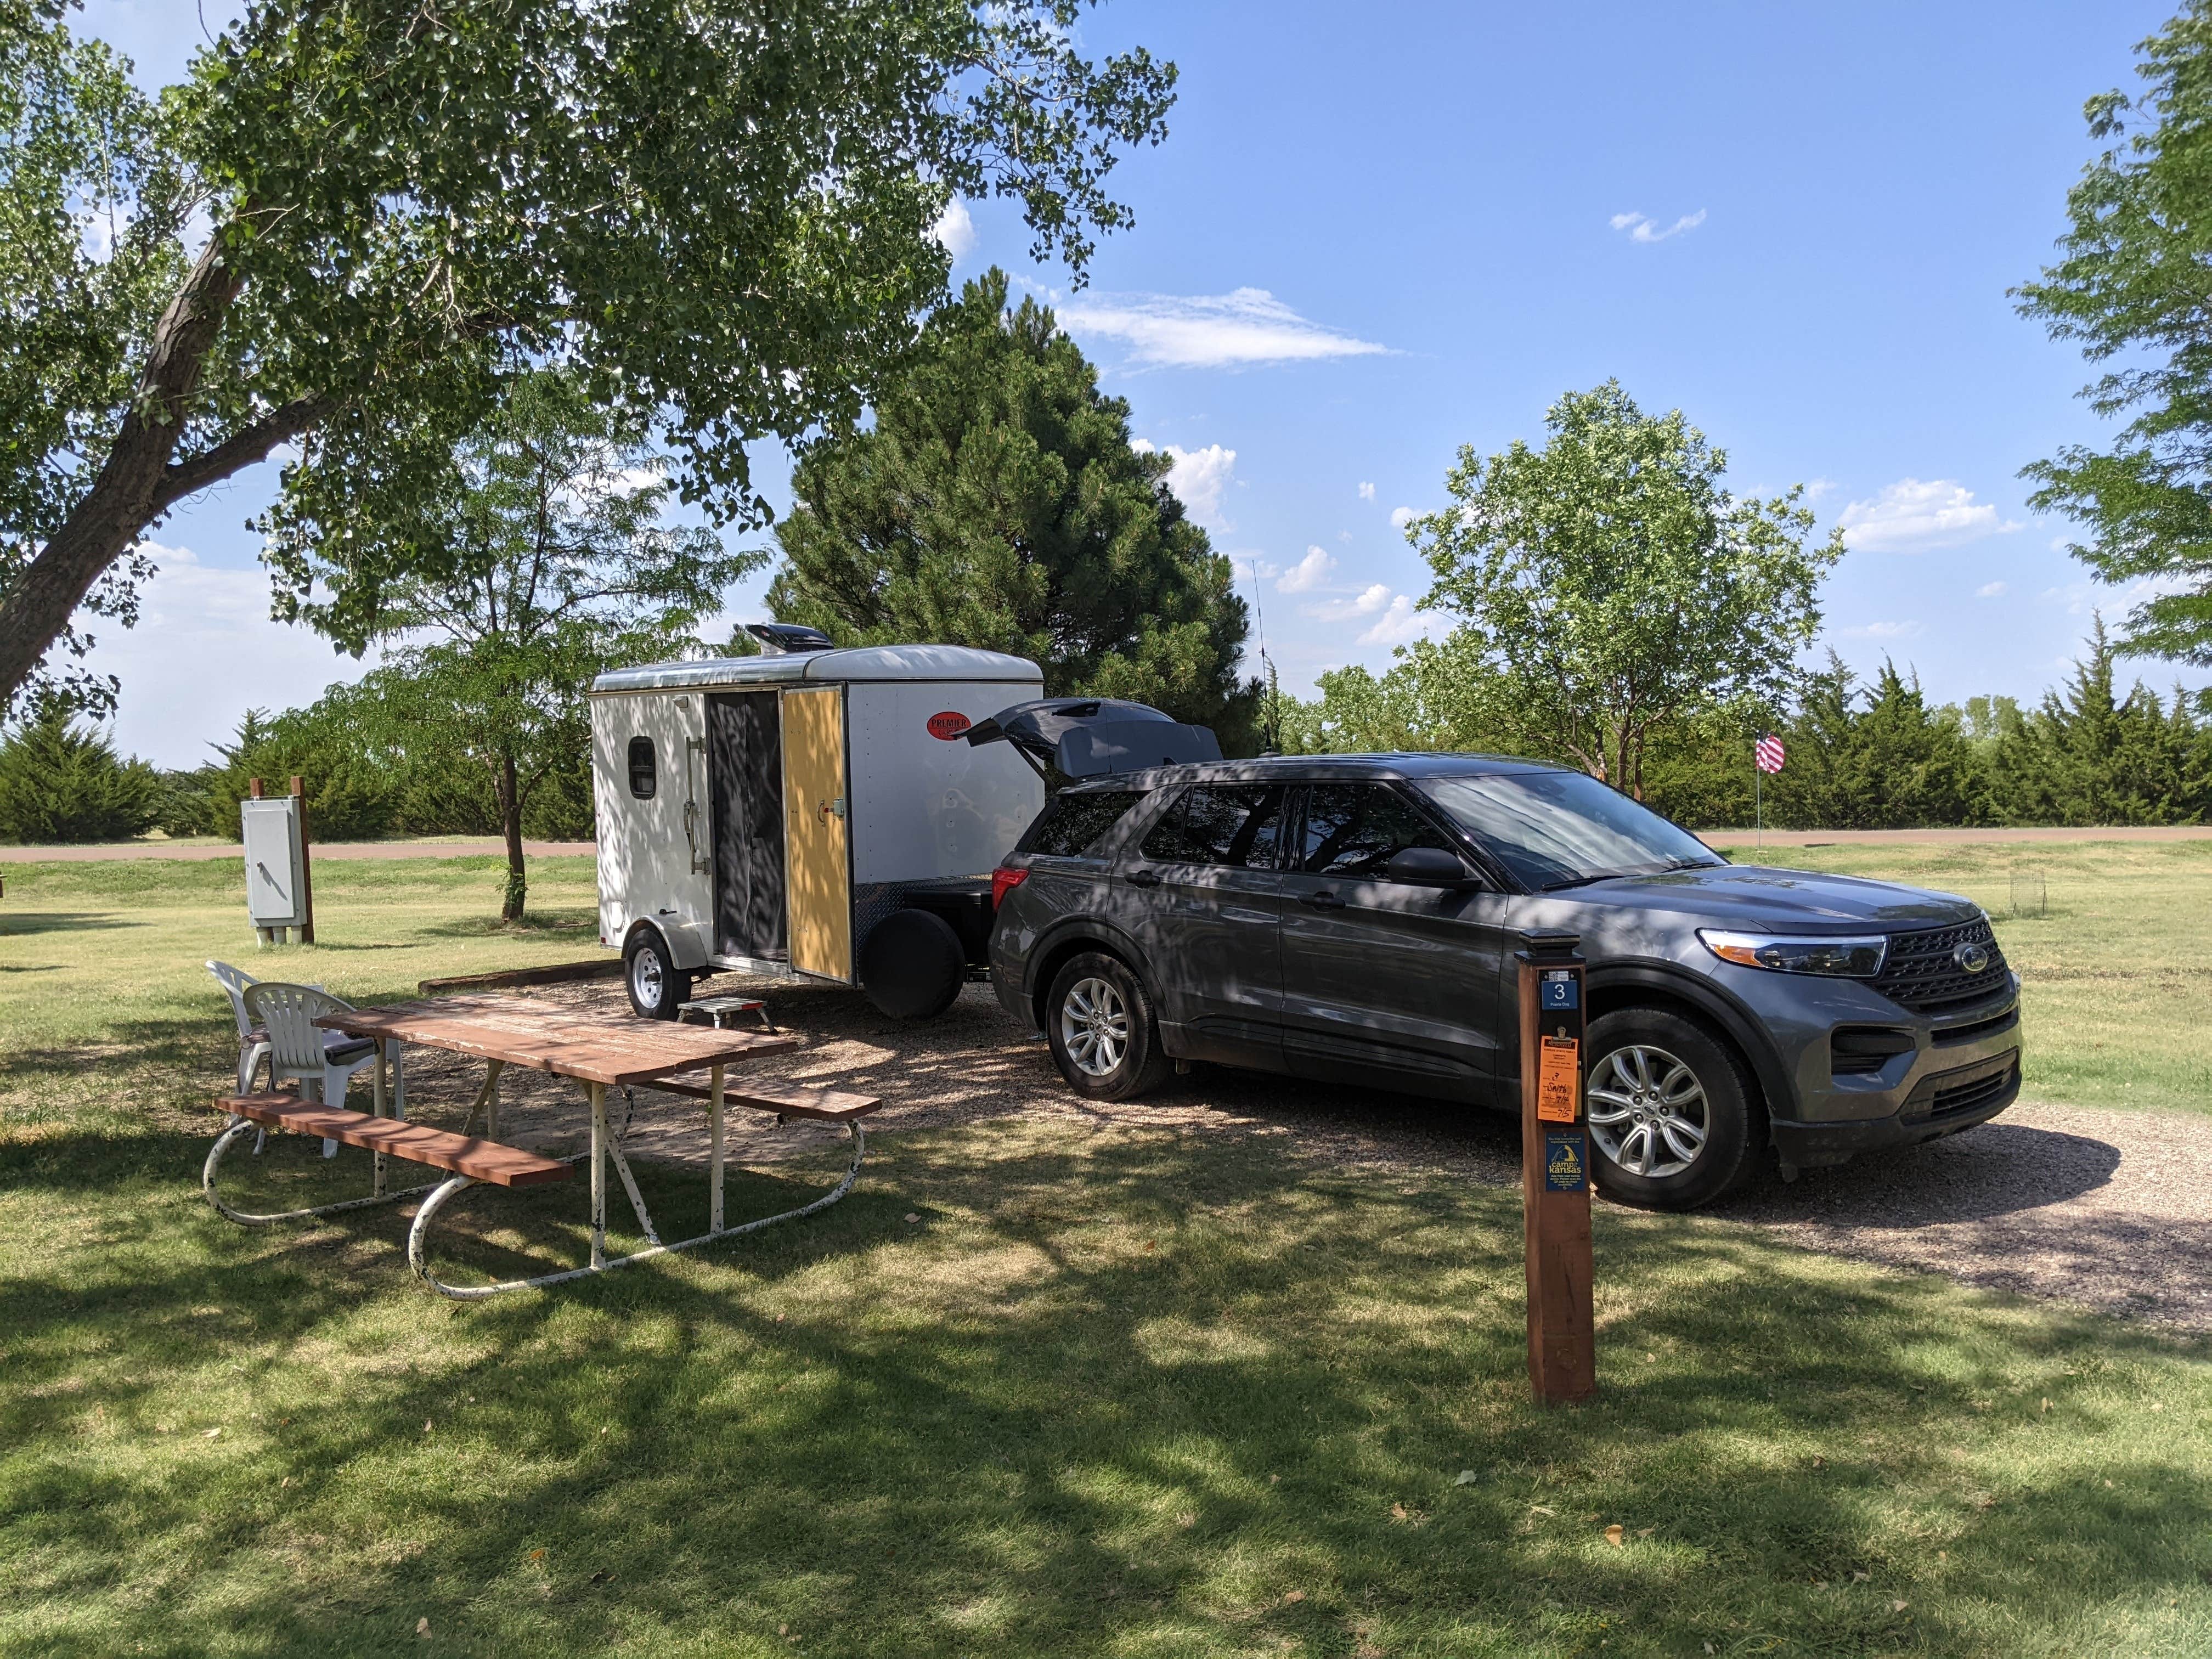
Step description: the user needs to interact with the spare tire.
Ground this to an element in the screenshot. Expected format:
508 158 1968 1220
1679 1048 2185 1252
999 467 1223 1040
860 907 967 1020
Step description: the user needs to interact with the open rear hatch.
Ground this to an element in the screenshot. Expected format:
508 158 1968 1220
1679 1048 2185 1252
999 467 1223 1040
963 697 1222 780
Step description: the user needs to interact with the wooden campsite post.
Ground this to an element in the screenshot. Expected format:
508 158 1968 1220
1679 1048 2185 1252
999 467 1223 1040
1519 928 1596 1404
290 775 315 945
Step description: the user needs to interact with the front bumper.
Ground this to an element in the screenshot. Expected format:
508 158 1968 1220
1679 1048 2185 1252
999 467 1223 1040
1769 1044 2022 1170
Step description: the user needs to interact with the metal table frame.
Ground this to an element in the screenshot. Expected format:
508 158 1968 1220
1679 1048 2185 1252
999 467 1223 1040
202 997 866 1297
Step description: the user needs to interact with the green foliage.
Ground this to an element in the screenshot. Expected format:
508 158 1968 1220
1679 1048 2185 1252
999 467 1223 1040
0 1 188 709
763 270 1259 747
0 697 156 842
1405 381 1842 798
262 370 752 913
1280 625 2212 830
1 0 1177 709
2016 4 2212 665
1983 619 2212 824
1756 656 1979 830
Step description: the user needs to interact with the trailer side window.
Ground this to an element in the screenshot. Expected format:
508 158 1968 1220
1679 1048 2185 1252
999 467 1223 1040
627 736 657 799
1140 785 1288 869
1021 789 1147 857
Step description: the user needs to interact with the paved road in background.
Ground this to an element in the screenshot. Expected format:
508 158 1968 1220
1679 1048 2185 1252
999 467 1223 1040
4 823 2210 864
0 838 597 864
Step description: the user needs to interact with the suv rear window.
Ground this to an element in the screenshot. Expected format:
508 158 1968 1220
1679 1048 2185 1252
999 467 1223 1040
1022 789 1148 857
1141 785 1289 868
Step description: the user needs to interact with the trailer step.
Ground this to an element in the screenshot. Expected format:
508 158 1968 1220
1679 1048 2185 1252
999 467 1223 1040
679 995 776 1031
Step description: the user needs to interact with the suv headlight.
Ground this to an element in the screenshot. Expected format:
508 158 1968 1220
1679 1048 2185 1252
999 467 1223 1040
1698 929 1888 977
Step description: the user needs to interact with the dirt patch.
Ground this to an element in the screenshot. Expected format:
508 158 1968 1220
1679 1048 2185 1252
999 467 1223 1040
386 977 2211 1334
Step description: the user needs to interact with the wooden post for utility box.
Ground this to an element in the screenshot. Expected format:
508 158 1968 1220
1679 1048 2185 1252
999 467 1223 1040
290 775 315 945
1519 928 1596 1405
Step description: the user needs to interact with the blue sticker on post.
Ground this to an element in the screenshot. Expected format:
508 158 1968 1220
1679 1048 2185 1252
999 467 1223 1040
1543 1131 1588 1192
1540 970 1579 1011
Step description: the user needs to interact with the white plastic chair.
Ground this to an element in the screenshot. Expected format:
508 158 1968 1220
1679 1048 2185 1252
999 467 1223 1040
207 961 272 1095
241 982 394 1158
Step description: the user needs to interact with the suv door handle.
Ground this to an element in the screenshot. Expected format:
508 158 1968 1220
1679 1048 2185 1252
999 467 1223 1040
1124 869 1161 888
1300 890 1346 911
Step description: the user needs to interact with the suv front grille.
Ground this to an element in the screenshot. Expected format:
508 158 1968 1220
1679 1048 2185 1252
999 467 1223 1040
1873 918 2010 1013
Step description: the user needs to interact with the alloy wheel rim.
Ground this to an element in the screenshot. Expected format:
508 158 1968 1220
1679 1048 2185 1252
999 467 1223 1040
1060 977 1130 1077
1586 1043 1709 1178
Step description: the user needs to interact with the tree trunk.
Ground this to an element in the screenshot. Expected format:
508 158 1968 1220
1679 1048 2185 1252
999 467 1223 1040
0 239 245 707
499 752 527 922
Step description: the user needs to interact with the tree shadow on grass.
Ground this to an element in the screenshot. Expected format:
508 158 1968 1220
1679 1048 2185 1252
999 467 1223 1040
0 911 142 939
3 1119 2209 1658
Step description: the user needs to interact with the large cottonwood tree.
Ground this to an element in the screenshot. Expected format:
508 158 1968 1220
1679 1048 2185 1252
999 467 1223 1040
0 0 1174 709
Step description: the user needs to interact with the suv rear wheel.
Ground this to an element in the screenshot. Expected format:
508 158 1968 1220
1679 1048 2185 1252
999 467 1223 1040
1584 1007 1758 1210
1045 952 1171 1101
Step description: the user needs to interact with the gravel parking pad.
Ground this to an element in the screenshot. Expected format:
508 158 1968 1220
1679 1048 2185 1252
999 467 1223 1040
399 978 2211 1334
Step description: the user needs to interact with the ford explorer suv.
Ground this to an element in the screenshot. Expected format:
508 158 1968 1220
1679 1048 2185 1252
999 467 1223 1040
986 754 2021 1209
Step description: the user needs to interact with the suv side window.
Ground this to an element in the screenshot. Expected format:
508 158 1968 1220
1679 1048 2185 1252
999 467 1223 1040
1298 783 1455 877
1140 785 1289 868
1021 789 1149 857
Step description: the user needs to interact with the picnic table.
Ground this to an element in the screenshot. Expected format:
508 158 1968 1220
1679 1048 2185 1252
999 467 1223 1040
201 993 879 1297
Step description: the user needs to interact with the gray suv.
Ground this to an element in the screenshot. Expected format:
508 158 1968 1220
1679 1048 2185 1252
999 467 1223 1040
987 755 2022 1209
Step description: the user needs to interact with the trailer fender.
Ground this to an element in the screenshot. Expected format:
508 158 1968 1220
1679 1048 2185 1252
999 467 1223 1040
626 913 712 973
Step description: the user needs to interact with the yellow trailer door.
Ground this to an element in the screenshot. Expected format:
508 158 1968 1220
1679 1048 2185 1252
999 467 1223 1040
781 685 853 981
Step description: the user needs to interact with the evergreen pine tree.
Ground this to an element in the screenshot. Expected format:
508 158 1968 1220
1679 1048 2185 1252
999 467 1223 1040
0 701 159 843
764 270 1260 748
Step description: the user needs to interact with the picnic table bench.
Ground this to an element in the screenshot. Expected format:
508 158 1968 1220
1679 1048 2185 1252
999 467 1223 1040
201 994 880 1297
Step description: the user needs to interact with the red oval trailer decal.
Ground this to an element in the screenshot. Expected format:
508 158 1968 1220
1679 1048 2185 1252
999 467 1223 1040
927 710 972 741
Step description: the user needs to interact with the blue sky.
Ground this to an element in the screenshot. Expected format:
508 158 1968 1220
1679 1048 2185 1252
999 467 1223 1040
77 0 2201 764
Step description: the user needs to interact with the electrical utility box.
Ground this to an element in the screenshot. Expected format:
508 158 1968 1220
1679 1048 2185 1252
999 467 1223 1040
241 795 308 943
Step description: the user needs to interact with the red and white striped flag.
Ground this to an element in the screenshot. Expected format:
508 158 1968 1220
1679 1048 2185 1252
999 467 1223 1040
1754 733 1786 775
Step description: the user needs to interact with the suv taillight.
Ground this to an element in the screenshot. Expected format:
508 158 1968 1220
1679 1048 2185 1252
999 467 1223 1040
991 866 1030 910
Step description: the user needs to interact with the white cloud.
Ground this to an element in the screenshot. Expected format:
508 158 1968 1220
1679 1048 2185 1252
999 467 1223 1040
72 542 382 768
1837 478 2023 552
1610 208 1707 244
1838 619 1926 640
1133 439 1237 528
1389 505 1416 531
1357 481 1375 501
1357 594 1441 647
1227 551 1280 583
1277 545 1336 593
1058 287 1388 369
930 196 976 258
1307 583 1394 623
1804 478 1838 503
1977 581 2008 599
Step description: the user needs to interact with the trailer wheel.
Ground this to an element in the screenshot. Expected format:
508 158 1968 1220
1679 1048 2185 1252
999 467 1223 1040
860 909 966 1021
624 927 691 1020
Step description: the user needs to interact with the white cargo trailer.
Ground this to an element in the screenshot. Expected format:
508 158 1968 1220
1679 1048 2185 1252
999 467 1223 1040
588 639 1045 1020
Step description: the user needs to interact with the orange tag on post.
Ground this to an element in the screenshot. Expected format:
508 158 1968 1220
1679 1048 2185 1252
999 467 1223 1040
1537 1036 1580 1122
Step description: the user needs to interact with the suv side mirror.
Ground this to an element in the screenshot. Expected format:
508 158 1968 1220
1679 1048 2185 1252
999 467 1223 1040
1382 846 1479 889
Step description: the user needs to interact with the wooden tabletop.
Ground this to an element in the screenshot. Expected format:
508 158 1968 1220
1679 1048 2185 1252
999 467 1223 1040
315 994 800 1086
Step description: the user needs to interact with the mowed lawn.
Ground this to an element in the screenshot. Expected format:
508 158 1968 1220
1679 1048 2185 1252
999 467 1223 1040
1746 838 2212 1115
2 852 2210 1657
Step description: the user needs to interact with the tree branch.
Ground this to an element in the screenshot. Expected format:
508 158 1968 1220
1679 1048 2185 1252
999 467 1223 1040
150 395 331 516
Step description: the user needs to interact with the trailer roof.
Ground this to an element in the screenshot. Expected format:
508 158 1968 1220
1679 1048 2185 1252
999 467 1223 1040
590 645 1043 693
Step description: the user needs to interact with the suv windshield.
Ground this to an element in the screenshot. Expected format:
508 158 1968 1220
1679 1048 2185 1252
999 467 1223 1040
1415 772 1723 890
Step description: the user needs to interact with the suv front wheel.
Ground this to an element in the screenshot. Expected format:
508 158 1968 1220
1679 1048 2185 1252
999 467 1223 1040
1583 1007 1758 1210
1045 952 1172 1101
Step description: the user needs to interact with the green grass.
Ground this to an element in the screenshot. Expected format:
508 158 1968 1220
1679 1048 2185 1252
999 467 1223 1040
4 853 2211 1656
1743 839 2212 1115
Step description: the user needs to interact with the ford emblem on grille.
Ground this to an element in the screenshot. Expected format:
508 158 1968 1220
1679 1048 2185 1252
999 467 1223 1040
1954 940 1993 974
